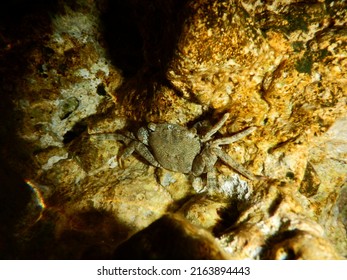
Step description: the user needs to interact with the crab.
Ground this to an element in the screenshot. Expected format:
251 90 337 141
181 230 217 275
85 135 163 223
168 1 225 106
101 113 258 188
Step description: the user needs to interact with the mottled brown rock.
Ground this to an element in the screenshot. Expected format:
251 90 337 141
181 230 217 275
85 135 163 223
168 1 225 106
0 0 346 259
113 214 230 259
216 181 343 259
263 230 343 260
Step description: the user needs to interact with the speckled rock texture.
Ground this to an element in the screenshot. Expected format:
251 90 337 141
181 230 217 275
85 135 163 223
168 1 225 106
0 0 346 259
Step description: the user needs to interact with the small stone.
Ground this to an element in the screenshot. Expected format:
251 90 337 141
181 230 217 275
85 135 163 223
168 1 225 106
156 169 177 187
58 97 79 120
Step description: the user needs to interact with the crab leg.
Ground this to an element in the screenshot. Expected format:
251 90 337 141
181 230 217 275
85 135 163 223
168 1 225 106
92 133 160 168
91 133 132 145
206 169 218 189
121 141 160 168
201 113 230 142
192 146 217 176
212 127 256 146
213 148 257 180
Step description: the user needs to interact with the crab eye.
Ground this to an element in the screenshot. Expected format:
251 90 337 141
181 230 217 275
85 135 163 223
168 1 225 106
148 123 156 131
137 127 149 145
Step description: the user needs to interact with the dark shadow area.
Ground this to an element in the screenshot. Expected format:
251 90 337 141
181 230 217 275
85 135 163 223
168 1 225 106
99 0 189 119
100 0 188 78
0 0 59 260
259 229 303 260
0 0 193 259
0 0 131 260
29 208 130 260
0 0 57 23
212 202 242 237
0 166 32 259
113 214 227 260
99 0 144 77
2 205 131 259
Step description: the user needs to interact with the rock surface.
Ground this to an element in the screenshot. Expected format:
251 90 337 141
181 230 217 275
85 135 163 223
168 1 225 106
0 0 346 259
